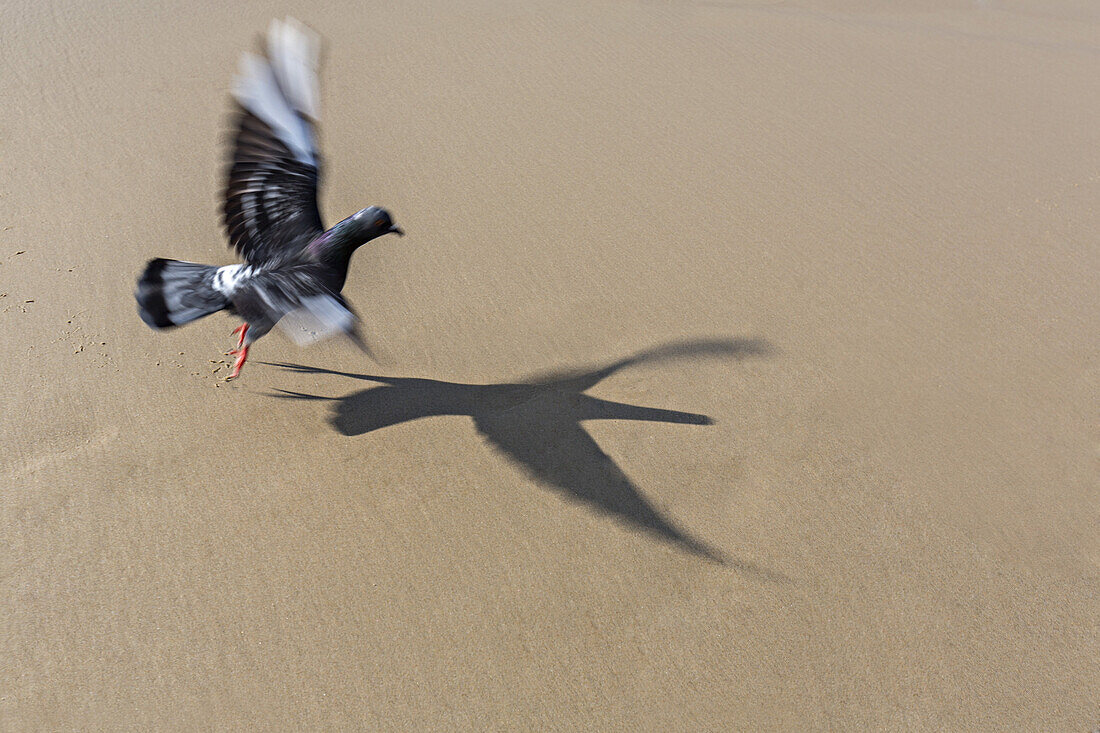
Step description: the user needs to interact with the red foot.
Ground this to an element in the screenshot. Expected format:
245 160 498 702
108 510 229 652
227 345 249 380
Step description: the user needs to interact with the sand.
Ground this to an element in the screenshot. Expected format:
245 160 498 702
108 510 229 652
2 0 1097 728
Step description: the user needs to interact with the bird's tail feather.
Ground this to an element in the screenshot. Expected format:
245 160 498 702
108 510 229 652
135 258 230 329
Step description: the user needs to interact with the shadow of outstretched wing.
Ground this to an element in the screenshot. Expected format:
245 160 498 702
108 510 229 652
527 337 774 392
472 393 728 563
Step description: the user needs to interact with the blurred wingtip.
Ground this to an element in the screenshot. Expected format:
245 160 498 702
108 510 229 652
347 328 387 365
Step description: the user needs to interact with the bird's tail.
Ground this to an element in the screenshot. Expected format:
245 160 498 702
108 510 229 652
135 258 230 329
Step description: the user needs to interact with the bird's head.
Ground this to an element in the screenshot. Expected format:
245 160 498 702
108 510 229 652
316 207 403 260
353 206 403 241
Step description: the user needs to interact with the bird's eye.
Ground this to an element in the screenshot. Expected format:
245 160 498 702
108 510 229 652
375 218 386 228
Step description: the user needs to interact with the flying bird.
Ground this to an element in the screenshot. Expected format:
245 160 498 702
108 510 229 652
135 18 403 378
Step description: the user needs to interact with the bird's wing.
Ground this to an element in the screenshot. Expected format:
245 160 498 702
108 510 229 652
224 17 325 267
234 267 358 345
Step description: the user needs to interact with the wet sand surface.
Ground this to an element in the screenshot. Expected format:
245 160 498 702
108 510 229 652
2 0 1097 728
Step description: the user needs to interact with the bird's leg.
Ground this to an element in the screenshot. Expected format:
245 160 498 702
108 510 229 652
230 323 249 352
226 323 250 379
227 344 249 380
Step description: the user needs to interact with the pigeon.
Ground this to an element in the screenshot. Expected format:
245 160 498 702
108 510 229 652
135 18 403 379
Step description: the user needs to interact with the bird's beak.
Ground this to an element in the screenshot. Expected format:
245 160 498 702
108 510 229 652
389 226 404 237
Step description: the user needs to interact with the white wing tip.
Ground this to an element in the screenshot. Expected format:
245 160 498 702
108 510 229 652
231 18 320 165
276 295 356 346
267 17 321 120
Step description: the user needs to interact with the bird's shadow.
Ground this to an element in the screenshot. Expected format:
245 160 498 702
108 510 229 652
265 337 781 577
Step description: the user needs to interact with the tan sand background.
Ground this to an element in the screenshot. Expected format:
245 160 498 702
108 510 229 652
2 0 1098 728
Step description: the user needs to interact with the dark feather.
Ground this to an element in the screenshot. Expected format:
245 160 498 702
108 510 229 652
222 108 324 266
231 264 357 344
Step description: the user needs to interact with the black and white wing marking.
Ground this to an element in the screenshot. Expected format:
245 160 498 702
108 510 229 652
224 18 324 267
232 266 359 346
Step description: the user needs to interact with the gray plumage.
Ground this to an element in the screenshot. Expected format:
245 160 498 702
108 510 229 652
135 18 402 376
